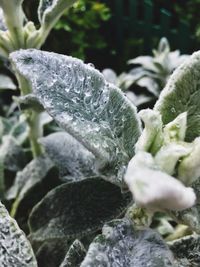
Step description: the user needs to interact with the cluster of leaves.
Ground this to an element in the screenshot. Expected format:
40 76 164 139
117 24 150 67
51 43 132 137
0 45 199 266
1 1 200 267
153 1 200 49
54 0 111 59
103 38 189 107
174 0 200 41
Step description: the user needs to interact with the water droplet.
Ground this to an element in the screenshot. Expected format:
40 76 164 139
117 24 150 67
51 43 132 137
88 63 95 68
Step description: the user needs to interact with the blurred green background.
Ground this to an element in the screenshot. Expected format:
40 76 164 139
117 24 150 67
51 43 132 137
22 0 200 71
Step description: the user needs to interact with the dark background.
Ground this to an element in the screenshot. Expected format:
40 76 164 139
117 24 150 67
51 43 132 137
21 0 200 71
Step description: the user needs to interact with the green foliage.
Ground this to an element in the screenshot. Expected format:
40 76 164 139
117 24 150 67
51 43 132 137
0 201 37 266
81 218 174 267
11 49 141 186
169 234 200 266
103 38 189 107
1 1 200 266
155 51 200 142
6 156 54 215
29 178 130 242
9 45 200 265
39 132 97 179
36 239 72 267
0 74 16 90
54 0 111 59
175 0 200 42
60 240 86 267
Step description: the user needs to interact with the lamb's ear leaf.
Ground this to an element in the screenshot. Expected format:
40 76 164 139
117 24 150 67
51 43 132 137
0 135 27 196
80 218 174 267
36 239 72 267
154 51 200 142
10 49 141 186
169 234 200 266
0 7 7 31
5 117 29 145
0 74 16 90
169 179 200 234
39 132 97 179
59 240 86 267
7 156 54 201
38 0 76 28
14 94 44 112
0 135 26 172
0 0 24 9
28 178 131 243
0 201 37 266
6 156 61 221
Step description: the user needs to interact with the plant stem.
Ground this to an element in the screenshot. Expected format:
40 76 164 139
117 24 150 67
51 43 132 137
166 224 191 241
16 74 43 158
3 4 25 49
10 197 20 218
27 111 43 158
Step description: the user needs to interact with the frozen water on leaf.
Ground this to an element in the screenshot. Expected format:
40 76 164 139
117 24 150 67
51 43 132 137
6 155 54 202
0 135 26 172
154 51 200 142
39 132 97 178
169 234 200 266
60 239 86 267
0 202 37 267
28 179 131 242
10 49 141 186
81 218 174 267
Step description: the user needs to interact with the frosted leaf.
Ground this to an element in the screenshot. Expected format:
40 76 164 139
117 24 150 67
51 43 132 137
0 201 37 267
0 115 29 145
0 135 26 196
135 109 163 154
6 156 60 220
169 234 200 267
0 135 26 172
29 178 131 242
154 143 191 176
157 37 170 54
39 132 97 179
128 56 158 72
9 116 29 145
170 179 200 233
0 7 6 31
15 94 44 112
163 112 187 144
10 49 141 186
80 218 174 267
126 91 152 107
178 137 200 185
124 152 196 211
102 68 117 85
60 240 86 267
137 76 160 96
7 156 54 201
36 239 71 267
0 0 24 9
38 0 76 27
168 51 189 71
0 74 16 90
154 51 200 142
